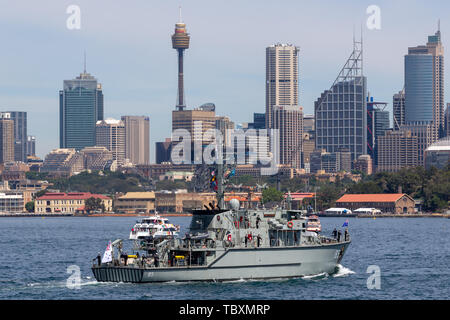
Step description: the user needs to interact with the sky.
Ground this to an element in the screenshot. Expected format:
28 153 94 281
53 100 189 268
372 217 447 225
0 0 448 161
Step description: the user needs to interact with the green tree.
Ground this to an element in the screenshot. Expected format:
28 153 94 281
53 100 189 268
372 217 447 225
262 187 284 204
34 189 48 199
316 184 343 210
25 201 35 213
85 197 103 213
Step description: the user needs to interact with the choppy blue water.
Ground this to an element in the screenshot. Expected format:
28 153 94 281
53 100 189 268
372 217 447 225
0 216 449 300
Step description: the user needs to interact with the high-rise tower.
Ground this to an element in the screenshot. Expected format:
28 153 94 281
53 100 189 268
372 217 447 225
172 7 190 111
3 111 27 162
96 119 126 165
366 96 389 166
121 115 150 165
314 38 367 164
265 44 299 129
60 67 104 151
404 24 444 141
393 89 405 130
0 113 15 163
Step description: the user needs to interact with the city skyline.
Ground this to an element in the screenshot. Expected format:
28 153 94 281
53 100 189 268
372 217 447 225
0 1 449 160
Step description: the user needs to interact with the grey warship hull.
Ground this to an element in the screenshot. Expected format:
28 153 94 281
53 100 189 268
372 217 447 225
92 241 350 283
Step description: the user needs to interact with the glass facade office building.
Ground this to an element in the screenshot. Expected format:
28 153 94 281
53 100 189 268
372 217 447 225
404 54 434 123
60 72 104 150
367 99 389 165
404 28 444 141
315 76 367 163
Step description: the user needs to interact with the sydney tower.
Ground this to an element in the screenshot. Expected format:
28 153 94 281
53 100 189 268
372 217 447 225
171 8 190 111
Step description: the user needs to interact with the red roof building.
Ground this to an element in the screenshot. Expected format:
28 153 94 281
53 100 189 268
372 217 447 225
336 193 415 214
35 192 112 214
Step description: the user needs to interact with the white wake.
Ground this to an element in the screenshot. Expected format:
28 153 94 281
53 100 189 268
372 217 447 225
332 264 356 277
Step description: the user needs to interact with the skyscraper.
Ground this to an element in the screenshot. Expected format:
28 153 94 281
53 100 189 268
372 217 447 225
378 130 419 172
404 26 444 140
95 119 125 165
399 123 433 166
215 116 235 147
366 96 389 166
156 138 172 164
393 89 405 130
60 69 104 150
172 7 190 111
27 135 36 157
272 105 303 169
121 116 150 165
4 111 27 162
252 113 266 130
445 103 450 137
265 44 299 129
315 39 367 164
0 113 15 163
172 107 216 145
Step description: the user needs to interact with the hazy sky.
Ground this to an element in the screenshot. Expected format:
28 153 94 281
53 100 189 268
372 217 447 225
0 0 447 161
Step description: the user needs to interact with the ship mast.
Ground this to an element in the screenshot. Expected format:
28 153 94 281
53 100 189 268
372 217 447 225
217 162 224 209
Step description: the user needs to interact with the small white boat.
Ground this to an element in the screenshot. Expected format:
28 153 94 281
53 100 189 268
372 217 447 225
129 213 179 240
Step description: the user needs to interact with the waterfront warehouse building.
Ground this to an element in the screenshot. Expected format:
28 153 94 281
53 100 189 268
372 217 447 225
60 70 104 150
114 192 156 214
424 137 450 169
35 192 112 214
155 192 217 213
336 193 415 214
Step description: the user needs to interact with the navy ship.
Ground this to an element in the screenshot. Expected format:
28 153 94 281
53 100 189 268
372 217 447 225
91 165 351 283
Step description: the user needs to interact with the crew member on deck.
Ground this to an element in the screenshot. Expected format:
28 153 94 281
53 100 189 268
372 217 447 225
332 228 337 239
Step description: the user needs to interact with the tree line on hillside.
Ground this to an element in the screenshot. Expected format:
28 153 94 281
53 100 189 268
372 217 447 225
258 165 450 212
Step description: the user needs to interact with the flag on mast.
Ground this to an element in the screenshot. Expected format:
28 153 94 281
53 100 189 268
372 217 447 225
342 219 349 227
101 241 112 263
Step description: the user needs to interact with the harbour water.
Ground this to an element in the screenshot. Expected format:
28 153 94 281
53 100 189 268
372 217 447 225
1 216 449 300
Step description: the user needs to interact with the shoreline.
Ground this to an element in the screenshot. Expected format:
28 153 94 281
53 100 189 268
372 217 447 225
0 213 193 218
0 212 447 218
356 213 449 218
87 213 193 217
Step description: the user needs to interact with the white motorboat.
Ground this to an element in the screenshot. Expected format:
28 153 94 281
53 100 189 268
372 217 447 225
129 214 179 240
